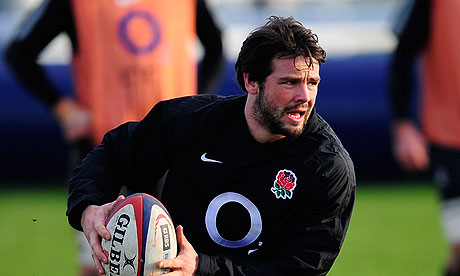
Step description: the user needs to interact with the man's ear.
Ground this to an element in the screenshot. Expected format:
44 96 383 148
243 73 259 95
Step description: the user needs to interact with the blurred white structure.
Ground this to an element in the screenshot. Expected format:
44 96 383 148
0 0 405 63
208 0 404 58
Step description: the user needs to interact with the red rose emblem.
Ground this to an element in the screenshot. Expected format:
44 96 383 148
272 170 297 199
277 171 296 190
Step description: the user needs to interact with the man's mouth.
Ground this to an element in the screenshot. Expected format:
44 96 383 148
287 110 306 121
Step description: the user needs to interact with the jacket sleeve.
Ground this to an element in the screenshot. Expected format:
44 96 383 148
195 155 356 276
388 0 431 120
66 102 171 231
196 0 224 94
3 0 76 108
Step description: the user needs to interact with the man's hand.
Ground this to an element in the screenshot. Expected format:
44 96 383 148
392 120 430 172
81 195 125 275
53 98 92 142
159 225 199 276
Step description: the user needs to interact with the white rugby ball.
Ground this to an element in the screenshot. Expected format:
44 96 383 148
101 193 177 276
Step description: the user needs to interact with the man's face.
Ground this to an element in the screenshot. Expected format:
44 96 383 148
253 56 321 138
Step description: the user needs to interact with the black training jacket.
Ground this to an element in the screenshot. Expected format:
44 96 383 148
67 94 356 276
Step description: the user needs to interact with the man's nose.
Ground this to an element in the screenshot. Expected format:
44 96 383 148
294 83 311 103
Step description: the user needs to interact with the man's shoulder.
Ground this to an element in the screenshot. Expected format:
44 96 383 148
163 94 240 108
160 94 245 119
305 112 354 172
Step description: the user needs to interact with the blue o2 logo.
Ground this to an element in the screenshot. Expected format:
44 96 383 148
118 10 161 55
205 192 262 248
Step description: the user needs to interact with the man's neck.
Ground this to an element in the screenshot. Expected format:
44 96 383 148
244 99 285 144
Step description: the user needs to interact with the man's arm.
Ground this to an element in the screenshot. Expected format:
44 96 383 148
389 0 431 120
80 196 126 275
3 0 91 142
67 100 175 275
67 98 176 231
388 0 431 171
4 0 76 108
67 121 164 230
196 0 224 94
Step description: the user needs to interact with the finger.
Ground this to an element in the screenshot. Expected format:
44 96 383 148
159 258 184 270
398 148 420 172
88 231 108 264
414 150 429 170
93 240 108 264
91 252 106 275
95 219 110 241
176 225 184 244
405 150 428 171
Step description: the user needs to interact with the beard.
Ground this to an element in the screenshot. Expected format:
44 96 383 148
253 85 309 138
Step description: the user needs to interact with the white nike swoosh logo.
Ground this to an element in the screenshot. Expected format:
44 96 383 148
201 153 223 164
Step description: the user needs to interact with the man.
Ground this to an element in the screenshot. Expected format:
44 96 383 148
5 0 223 150
389 0 460 275
5 1 223 275
67 16 356 275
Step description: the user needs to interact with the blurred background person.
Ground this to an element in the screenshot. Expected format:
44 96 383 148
3 0 223 275
388 0 460 275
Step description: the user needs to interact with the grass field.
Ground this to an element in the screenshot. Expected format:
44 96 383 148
0 180 448 276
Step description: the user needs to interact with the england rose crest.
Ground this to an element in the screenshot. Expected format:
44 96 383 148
271 170 297 199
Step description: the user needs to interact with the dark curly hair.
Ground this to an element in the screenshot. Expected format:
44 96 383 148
235 16 326 92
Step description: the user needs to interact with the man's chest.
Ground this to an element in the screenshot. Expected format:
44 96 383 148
166 135 316 202
159 135 320 253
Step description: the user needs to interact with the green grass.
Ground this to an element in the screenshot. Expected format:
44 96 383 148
0 184 78 276
330 181 448 276
0 180 449 275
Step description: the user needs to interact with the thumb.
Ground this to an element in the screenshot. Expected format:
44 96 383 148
109 195 125 209
101 195 125 228
176 225 191 251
